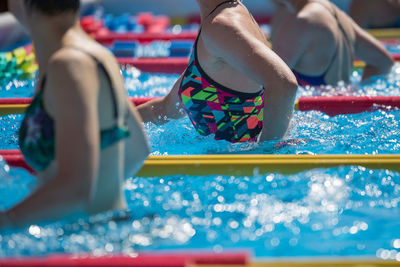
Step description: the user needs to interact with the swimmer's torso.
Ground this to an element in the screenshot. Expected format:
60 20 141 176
178 1 269 142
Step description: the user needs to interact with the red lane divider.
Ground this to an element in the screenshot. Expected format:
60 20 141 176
0 154 34 173
118 57 189 73
383 39 400 45
0 252 248 267
0 149 20 155
122 56 400 73
0 97 158 106
95 32 198 46
1 96 400 117
0 98 32 104
392 54 400 61
129 97 158 106
298 96 400 116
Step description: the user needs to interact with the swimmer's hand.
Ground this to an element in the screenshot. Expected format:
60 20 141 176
138 102 173 125
138 74 186 125
274 138 308 148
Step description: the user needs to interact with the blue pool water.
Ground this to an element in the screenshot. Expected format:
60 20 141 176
385 43 400 54
0 162 399 259
0 64 400 259
1 109 400 155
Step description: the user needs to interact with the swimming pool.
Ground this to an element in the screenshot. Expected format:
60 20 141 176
0 64 399 260
0 160 399 259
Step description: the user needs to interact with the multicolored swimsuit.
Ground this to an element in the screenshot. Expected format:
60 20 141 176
18 48 130 172
178 1 265 143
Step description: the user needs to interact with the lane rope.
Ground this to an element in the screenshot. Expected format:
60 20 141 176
1 96 400 116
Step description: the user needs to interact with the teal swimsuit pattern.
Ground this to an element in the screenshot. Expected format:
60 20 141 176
19 49 130 172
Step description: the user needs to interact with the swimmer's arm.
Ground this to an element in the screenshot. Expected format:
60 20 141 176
353 23 394 81
4 51 99 227
203 20 298 140
124 100 150 178
137 74 186 124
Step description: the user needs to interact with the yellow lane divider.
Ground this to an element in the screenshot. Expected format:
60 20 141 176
137 154 400 177
368 28 400 39
0 104 28 116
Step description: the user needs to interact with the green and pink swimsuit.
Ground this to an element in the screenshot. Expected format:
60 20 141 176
178 30 265 143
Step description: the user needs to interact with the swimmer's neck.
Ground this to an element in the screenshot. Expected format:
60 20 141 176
29 19 85 76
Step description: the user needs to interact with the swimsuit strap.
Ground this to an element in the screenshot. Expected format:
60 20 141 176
196 0 239 57
68 46 120 120
196 0 239 45
207 0 238 18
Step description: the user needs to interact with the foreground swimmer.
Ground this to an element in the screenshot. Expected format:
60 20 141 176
0 0 149 228
350 0 400 29
138 0 298 143
270 0 394 86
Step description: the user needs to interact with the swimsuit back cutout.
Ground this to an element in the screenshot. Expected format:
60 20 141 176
178 1 265 143
19 47 130 172
294 0 353 86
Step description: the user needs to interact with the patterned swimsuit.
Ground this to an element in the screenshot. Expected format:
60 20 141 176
178 22 265 143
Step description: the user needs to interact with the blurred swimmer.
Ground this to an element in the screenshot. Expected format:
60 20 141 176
270 0 394 86
350 0 400 29
0 0 149 228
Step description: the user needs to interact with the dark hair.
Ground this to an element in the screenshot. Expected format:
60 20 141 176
24 0 80 15
0 0 8 13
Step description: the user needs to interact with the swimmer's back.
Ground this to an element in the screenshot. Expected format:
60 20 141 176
289 0 356 84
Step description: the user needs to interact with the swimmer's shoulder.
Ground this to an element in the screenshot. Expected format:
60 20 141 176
47 47 100 97
49 47 97 76
203 6 263 43
43 48 99 116
296 3 340 40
